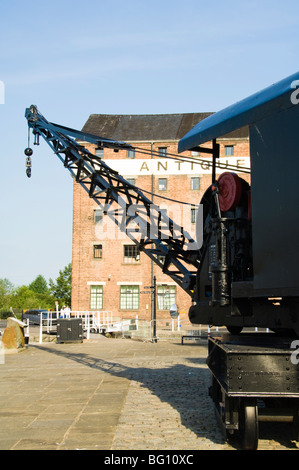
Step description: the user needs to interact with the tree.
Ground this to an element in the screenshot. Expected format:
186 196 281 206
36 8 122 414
0 278 14 310
10 285 40 310
49 263 72 307
10 285 54 311
29 275 48 294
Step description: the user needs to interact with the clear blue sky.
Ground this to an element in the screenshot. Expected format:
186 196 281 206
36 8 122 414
0 0 298 286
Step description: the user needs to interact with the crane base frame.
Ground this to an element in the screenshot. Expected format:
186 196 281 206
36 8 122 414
207 334 299 449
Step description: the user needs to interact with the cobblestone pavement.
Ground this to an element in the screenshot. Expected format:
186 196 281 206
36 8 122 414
0 334 298 451
111 353 227 450
110 341 299 451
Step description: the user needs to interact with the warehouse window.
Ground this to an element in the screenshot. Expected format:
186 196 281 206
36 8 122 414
127 149 135 158
90 286 103 309
126 178 135 186
94 209 103 224
120 285 139 310
93 244 103 259
124 245 140 263
158 147 167 157
158 178 167 191
191 177 200 190
157 285 176 310
225 145 234 156
95 148 103 158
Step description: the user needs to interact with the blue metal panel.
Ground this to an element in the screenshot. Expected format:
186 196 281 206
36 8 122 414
178 71 299 152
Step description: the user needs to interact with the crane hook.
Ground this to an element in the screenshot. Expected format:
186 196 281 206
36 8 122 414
25 123 34 177
25 148 33 178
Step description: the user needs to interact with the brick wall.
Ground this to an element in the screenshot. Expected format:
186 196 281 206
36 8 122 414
71 137 250 322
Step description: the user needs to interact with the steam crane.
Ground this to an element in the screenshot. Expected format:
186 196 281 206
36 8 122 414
25 71 299 449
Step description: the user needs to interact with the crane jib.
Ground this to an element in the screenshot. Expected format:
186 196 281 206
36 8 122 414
24 105 201 296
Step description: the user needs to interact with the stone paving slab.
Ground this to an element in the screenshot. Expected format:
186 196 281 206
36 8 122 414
0 335 298 451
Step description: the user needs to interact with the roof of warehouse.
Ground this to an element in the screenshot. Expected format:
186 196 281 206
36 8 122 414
81 112 249 143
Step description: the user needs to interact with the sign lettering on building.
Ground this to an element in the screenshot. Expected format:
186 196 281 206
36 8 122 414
104 157 250 176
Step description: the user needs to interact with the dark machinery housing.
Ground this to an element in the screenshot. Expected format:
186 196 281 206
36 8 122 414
178 71 299 449
179 71 299 337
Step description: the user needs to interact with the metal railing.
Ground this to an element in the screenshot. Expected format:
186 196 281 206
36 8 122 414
24 311 269 344
118 317 218 342
71 311 114 337
35 311 114 342
35 312 209 343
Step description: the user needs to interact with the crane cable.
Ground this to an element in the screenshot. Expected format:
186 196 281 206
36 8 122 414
127 185 200 207
98 144 250 207
25 109 250 206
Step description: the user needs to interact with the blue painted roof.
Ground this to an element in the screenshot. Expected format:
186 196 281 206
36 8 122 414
178 71 299 152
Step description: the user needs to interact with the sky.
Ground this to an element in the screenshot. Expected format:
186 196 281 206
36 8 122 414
0 0 298 286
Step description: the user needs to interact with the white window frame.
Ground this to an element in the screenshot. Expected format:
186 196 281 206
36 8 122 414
120 285 139 310
90 285 103 309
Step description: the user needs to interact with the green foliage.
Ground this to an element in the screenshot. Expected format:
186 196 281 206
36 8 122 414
9 285 54 310
29 275 48 294
0 278 14 310
49 263 72 308
0 264 72 313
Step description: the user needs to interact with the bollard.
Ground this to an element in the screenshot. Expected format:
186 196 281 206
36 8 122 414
39 312 43 344
25 319 29 346
87 313 90 340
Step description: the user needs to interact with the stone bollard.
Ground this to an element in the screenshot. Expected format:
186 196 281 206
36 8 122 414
2 318 26 350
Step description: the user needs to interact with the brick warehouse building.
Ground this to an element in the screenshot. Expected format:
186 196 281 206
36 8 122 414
71 113 250 324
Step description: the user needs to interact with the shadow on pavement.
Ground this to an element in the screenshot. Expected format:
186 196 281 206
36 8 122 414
31 343 226 447
31 343 298 450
